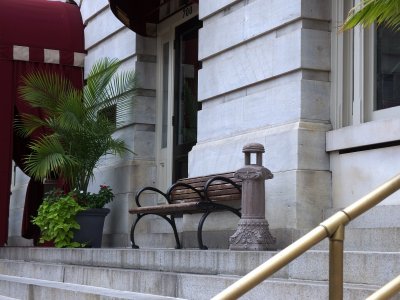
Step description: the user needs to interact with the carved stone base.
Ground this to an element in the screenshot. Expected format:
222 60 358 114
229 219 276 251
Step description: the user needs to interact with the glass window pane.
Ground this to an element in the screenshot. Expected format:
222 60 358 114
376 27 400 110
177 26 199 146
161 42 169 148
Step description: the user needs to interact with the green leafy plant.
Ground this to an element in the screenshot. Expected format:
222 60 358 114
16 58 136 247
16 58 136 195
32 190 85 248
32 185 115 247
73 185 114 209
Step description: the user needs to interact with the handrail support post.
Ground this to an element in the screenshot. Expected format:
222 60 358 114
329 224 345 300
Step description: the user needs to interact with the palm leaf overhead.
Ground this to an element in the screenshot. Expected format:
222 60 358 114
17 58 137 192
84 59 137 126
341 0 400 31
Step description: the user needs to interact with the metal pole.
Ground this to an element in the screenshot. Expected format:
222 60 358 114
329 224 345 300
366 274 400 300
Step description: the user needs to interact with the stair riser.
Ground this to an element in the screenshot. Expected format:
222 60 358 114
302 228 400 252
0 248 286 278
0 276 389 300
0 275 181 300
0 257 398 297
0 260 178 297
0 281 101 300
289 252 400 285
1 249 399 286
179 276 381 300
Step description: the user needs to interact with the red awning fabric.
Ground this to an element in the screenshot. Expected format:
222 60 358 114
108 0 199 36
0 0 85 246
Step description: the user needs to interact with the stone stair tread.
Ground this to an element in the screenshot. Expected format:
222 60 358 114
0 274 184 300
0 249 399 285
0 248 399 299
197 273 381 289
0 296 20 300
177 273 382 300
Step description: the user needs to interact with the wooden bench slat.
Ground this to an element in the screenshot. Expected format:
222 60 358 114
171 188 240 201
176 172 237 184
130 194 241 215
171 181 241 194
130 202 199 214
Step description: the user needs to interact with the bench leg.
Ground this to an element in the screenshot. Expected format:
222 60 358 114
130 213 182 249
197 211 212 250
197 205 242 250
168 215 182 249
130 214 144 249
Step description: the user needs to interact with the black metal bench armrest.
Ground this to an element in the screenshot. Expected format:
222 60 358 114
166 181 204 200
135 187 170 207
204 176 242 202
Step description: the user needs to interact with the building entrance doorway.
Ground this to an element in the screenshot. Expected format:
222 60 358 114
156 5 201 193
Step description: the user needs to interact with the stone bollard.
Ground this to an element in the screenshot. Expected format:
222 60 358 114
229 143 276 251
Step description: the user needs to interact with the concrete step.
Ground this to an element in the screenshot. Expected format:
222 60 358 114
0 274 182 300
324 205 400 229
1 248 399 286
178 275 382 300
0 270 388 300
0 295 19 300
296 227 400 252
1 248 400 300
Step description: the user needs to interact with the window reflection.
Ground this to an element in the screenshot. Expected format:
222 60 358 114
376 27 400 110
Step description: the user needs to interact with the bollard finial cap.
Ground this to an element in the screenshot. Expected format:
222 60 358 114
243 143 265 153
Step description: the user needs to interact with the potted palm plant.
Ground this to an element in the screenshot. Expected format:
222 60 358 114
16 58 136 247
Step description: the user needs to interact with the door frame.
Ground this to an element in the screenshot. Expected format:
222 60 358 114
155 3 199 196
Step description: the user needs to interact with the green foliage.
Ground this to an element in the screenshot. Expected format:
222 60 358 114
32 190 85 248
341 0 400 31
72 185 114 209
16 58 137 193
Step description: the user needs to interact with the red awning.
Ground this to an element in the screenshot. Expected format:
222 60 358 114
108 0 198 36
0 0 85 246
0 0 84 52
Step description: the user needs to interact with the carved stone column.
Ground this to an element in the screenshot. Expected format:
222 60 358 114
229 143 276 250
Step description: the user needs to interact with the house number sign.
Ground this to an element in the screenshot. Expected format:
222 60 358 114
182 5 193 19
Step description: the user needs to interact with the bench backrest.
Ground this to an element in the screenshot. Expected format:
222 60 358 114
169 172 242 204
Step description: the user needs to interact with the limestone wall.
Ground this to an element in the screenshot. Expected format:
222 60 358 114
182 0 333 248
81 1 157 247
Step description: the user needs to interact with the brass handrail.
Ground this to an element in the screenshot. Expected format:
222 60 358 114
212 173 400 300
367 275 400 300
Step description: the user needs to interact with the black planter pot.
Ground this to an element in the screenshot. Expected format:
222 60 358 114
73 208 110 248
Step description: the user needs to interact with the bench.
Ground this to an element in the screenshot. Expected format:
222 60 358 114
129 172 242 249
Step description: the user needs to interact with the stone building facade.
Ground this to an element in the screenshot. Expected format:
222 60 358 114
8 0 400 249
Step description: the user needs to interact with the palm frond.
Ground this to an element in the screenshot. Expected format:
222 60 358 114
24 136 77 182
19 70 75 115
14 113 48 138
55 90 85 131
84 58 121 108
341 0 400 31
17 57 137 192
105 71 138 126
87 70 137 126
